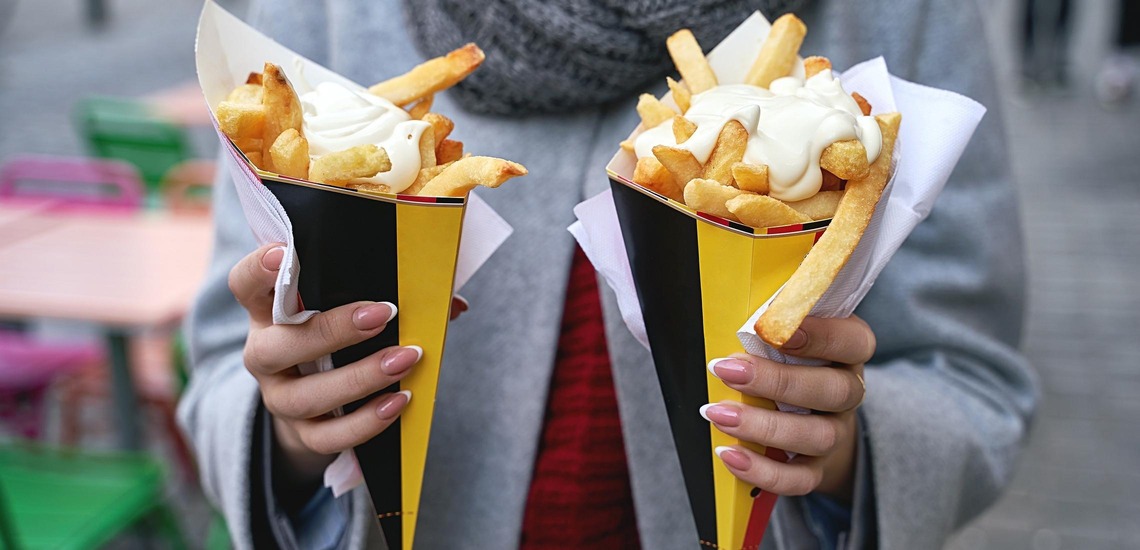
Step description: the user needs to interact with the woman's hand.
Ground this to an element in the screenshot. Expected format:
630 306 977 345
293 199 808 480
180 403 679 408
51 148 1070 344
228 243 423 486
704 316 873 502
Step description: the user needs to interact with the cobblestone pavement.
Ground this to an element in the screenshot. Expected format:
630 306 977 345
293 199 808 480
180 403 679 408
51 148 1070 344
2 0 1138 548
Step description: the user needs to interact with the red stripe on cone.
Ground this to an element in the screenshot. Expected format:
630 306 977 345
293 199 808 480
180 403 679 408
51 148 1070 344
741 448 791 549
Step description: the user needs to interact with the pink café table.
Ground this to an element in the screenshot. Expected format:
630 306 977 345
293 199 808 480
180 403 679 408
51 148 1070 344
0 206 213 449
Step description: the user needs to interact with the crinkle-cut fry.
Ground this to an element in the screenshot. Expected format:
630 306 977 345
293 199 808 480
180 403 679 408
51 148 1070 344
620 139 635 153
226 84 264 105
652 145 702 187
418 126 436 169
436 139 463 164
726 194 811 228
405 160 456 196
633 156 683 202
416 156 527 197
666 29 718 94
756 112 901 347
744 13 807 88
667 77 691 114
803 56 832 79
672 115 697 144
786 190 844 220
261 62 304 172
683 178 752 221
217 101 265 142
268 128 309 179
702 121 748 186
245 72 262 85
637 94 675 129
368 43 485 106
820 139 870 180
732 162 770 194
423 113 454 144
406 94 434 119
820 169 844 192
308 144 392 187
852 92 872 116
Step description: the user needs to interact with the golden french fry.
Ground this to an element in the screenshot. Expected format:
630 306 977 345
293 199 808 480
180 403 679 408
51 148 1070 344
652 145 702 186
245 72 262 85
820 139 870 180
637 94 675 129
803 56 832 79
423 112 454 144
418 126 437 169
726 194 811 228
683 178 751 221
216 101 265 141
226 84 264 105
436 139 464 164
232 137 263 156
633 156 683 202
620 139 636 153
417 156 527 197
351 182 392 194
406 94 434 119
244 151 263 169
756 112 901 347
702 121 748 186
785 190 843 220
820 169 844 192
672 115 697 143
368 43 485 106
852 92 872 116
404 160 456 195
666 77 692 114
666 29 718 94
261 62 304 172
744 13 807 88
732 162 769 194
268 128 309 179
308 144 392 186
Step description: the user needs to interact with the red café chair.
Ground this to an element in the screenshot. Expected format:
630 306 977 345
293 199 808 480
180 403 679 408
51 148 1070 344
0 154 145 212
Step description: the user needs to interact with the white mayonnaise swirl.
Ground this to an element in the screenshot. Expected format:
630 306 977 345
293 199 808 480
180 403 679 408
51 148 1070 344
299 81 428 192
634 72 882 202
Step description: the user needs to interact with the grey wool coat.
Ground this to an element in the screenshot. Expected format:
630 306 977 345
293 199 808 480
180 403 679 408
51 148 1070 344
177 0 1039 548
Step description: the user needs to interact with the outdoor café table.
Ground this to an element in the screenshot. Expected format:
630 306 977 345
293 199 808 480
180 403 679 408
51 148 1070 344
0 205 212 450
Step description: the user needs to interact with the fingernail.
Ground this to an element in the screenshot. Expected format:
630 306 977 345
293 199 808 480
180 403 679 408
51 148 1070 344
709 358 751 385
261 246 286 271
376 390 411 419
715 446 752 470
700 403 742 427
783 329 807 350
454 294 469 309
380 345 423 376
353 302 397 331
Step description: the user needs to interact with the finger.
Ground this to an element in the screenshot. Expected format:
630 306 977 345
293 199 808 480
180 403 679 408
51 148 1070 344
778 316 876 364
293 390 411 455
450 294 469 321
708 356 864 412
244 301 397 375
701 402 850 456
263 345 422 419
714 445 823 496
228 243 287 327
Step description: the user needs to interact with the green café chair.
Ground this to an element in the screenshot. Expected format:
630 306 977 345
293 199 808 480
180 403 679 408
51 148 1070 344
0 442 185 549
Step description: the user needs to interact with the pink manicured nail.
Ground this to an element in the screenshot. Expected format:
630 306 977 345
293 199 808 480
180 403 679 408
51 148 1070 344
381 345 422 376
709 359 751 384
261 246 286 271
715 446 752 470
354 302 397 331
699 403 742 427
783 329 807 350
376 390 411 419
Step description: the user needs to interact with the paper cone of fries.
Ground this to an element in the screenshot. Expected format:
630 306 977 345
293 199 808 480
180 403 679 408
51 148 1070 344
195 2 500 548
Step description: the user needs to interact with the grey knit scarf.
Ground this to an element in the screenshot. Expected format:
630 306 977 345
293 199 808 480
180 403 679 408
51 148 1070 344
403 0 810 115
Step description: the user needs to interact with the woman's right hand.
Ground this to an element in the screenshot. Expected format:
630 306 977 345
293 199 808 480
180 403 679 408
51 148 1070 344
228 243 423 486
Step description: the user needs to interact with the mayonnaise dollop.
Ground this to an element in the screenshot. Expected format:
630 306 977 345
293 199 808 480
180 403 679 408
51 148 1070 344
299 81 429 192
633 71 882 202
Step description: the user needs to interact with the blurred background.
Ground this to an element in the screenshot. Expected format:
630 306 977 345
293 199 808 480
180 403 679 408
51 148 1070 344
0 0 1136 548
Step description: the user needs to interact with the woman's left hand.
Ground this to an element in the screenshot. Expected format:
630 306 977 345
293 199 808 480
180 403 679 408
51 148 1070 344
703 315 874 502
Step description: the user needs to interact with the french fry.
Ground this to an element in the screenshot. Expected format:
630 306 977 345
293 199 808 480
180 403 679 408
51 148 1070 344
261 62 304 171
804 56 832 79
637 94 675 129
620 139 636 153
652 145 702 186
216 101 266 142
368 43 485 106
405 160 456 195
702 121 748 186
244 151 263 168
308 144 392 186
683 178 751 221
785 190 843 220
436 139 464 164
407 94 434 119
667 77 692 114
418 126 436 169
268 128 310 179
245 72 262 85
423 113 454 144
672 115 697 143
852 92 872 116
725 194 811 228
226 84 264 105
416 156 527 197
633 156 683 202
820 139 870 180
232 137 263 156
666 29 718 94
820 169 844 192
732 162 770 194
744 13 807 88
756 112 901 347
351 182 391 194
